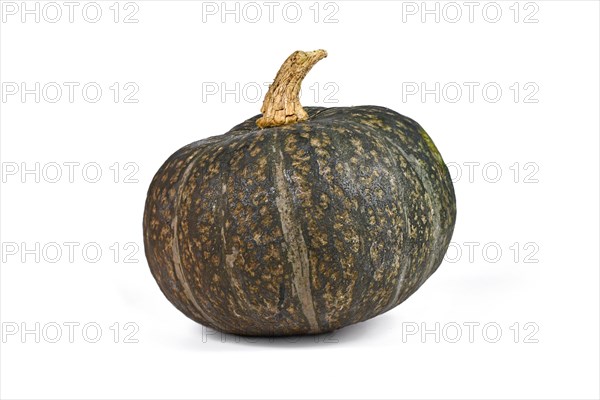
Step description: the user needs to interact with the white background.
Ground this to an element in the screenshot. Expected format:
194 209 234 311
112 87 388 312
1 1 599 399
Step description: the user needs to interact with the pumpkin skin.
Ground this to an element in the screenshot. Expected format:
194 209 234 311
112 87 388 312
143 105 456 336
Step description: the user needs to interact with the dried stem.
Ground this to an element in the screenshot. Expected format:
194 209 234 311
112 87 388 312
256 49 327 129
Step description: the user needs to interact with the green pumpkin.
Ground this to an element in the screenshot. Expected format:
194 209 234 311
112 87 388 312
143 50 456 336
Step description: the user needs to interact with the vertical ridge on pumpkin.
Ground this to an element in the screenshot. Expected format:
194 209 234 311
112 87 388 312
219 176 245 321
273 142 320 333
379 137 417 312
171 148 218 328
143 144 203 322
217 155 256 328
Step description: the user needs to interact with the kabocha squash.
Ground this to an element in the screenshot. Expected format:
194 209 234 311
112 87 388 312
143 50 456 336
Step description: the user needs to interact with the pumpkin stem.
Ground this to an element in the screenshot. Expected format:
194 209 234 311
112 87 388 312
257 49 327 129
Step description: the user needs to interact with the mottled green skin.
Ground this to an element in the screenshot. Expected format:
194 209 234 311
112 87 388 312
143 106 456 336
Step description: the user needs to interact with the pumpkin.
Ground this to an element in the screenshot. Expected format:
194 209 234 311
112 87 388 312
143 50 456 336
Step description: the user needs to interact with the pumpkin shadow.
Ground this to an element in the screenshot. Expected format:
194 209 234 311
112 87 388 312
193 312 396 349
